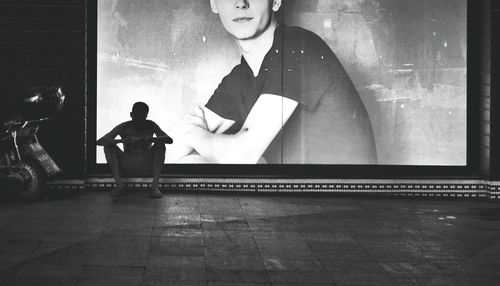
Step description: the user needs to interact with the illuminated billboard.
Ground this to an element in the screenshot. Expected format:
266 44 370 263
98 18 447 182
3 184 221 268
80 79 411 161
96 0 467 165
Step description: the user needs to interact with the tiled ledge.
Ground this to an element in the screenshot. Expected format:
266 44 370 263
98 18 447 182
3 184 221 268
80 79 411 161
44 177 500 199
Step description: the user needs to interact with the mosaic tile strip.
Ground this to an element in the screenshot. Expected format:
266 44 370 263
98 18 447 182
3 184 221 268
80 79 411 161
41 177 500 199
44 180 85 191
488 181 500 199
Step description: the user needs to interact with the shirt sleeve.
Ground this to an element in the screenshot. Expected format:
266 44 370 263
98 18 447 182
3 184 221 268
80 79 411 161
205 67 242 122
261 28 340 111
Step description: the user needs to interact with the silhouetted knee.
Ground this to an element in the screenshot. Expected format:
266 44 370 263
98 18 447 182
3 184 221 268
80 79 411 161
103 145 123 175
151 143 166 154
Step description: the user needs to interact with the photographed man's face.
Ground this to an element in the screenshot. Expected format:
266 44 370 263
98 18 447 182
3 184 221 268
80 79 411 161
210 0 281 41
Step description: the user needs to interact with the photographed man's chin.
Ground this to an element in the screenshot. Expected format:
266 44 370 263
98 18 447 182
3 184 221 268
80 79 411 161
225 25 263 41
228 32 256 41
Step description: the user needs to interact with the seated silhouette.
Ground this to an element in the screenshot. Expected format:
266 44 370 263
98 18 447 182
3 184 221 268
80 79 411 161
97 102 172 198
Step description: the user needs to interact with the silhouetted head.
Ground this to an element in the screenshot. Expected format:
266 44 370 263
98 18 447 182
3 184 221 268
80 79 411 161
130 102 149 121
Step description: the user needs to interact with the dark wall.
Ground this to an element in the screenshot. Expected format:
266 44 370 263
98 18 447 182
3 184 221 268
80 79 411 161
0 0 86 178
480 0 491 176
0 0 494 179
490 0 500 179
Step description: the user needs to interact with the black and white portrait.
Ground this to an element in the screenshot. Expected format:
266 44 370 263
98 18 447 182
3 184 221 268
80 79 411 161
97 0 467 165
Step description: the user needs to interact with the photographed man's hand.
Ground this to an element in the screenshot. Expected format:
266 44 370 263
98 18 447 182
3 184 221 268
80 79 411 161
182 106 209 144
188 106 208 130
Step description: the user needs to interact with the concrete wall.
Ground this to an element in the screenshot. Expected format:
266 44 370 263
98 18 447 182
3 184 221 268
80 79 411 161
489 0 499 179
480 0 491 176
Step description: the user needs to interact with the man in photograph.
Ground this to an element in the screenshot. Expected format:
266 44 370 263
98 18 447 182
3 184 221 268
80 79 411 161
97 102 172 198
178 0 377 164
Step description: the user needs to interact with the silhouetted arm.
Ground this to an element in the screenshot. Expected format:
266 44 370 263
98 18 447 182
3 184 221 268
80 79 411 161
151 122 173 144
96 124 123 146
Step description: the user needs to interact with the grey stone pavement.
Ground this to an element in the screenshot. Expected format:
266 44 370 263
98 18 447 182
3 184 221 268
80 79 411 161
0 190 499 286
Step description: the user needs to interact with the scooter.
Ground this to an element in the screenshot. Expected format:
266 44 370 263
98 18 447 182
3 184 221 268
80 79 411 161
0 87 65 201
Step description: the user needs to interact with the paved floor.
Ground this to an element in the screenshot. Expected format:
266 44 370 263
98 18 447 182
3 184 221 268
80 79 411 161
0 190 499 286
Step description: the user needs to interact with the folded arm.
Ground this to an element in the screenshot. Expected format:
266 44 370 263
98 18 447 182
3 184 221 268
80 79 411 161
185 94 298 164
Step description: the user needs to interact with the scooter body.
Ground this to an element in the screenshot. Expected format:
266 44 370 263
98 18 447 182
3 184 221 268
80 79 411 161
0 87 65 200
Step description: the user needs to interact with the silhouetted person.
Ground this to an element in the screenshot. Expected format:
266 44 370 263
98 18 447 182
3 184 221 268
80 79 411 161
177 0 377 164
97 102 172 198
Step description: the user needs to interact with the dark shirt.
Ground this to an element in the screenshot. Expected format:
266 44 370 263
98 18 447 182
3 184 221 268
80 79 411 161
206 25 377 164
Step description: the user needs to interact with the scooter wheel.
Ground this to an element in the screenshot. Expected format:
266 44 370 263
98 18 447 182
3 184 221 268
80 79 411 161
18 161 44 201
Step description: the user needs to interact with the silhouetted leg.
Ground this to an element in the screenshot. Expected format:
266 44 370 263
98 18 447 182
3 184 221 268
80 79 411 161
104 145 124 196
150 143 166 198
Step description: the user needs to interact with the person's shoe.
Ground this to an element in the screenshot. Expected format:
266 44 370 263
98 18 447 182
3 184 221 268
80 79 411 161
149 187 162 198
110 186 124 197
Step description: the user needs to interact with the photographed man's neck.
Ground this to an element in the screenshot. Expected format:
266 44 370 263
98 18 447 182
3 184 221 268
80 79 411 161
237 19 278 77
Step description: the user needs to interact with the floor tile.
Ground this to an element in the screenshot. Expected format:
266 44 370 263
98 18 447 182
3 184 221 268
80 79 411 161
206 256 265 270
76 278 142 286
146 255 205 269
81 265 145 279
17 264 83 278
1 192 500 285
262 258 324 272
268 270 333 284
145 266 207 281
206 269 270 283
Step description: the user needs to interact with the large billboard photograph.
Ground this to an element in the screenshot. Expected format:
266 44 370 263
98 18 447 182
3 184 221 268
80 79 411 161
96 0 467 165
